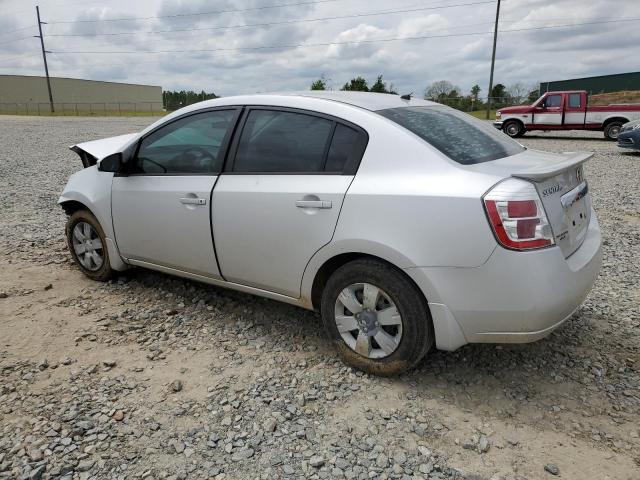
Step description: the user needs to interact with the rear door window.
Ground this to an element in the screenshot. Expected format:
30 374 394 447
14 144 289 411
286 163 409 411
377 106 525 165
568 93 582 108
233 110 333 173
325 124 362 172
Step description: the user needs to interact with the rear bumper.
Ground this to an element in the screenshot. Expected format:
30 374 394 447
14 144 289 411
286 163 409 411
408 212 602 350
493 121 504 130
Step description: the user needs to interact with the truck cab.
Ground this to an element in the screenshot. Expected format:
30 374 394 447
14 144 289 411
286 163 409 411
494 90 640 140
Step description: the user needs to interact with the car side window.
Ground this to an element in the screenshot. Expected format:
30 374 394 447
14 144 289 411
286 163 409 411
544 95 562 108
133 110 236 174
325 124 363 172
233 110 334 173
568 93 581 108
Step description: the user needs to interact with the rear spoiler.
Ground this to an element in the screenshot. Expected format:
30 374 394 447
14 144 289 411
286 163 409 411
511 152 593 181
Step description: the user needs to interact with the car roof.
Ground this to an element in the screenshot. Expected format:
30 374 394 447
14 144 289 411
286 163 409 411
281 91 437 111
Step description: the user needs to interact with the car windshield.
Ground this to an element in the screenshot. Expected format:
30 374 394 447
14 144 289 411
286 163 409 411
377 105 525 165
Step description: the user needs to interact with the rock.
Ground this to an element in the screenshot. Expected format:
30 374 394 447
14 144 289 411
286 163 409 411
375 454 388 468
44 283 53 290
544 464 560 475
103 360 117 368
29 465 46 480
37 359 49 371
27 448 43 462
0 291 8 298
170 380 183 393
478 435 491 453
112 410 125 421
76 460 95 472
263 417 277 432
171 440 185 454
309 455 325 468
462 438 476 450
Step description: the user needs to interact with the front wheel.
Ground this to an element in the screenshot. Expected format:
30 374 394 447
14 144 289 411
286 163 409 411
503 120 525 138
604 121 623 141
65 209 113 281
320 259 434 376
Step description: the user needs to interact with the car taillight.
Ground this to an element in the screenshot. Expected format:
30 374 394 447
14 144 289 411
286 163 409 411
483 178 554 251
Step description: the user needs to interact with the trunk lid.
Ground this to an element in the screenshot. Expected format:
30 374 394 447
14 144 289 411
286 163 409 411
471 149 593 258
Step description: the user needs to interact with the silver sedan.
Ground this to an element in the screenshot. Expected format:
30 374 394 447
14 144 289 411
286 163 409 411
59 92 602 376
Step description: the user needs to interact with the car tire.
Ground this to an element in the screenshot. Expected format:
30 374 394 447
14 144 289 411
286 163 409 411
604 121 623 141
503 120 525 138
320 258 434 376
65 209 113 281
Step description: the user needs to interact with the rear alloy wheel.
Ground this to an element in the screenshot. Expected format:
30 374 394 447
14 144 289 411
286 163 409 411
321 259 433 376
503 120 525 138
604 121 623 141
65 210 113 281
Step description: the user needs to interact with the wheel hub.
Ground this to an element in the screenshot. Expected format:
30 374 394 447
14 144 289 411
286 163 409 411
334 282 403 359
355 309 378 334
71 221 104 272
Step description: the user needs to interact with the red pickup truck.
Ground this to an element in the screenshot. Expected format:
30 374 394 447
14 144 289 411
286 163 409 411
494 90 640 140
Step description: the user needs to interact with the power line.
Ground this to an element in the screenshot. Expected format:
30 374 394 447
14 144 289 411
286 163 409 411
0 35 38 46
49 17 640 56
45 0 347 24
45 1 496 38
0 24 37 37
0 53 41 63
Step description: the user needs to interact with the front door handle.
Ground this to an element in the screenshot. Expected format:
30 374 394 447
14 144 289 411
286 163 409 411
295 200 332 209
180 197 206 205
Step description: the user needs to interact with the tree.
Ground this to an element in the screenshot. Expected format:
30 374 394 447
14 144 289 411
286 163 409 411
470 84 481 101
162 90 217 110
527 88 541 104
490 83 507 106
341 76 369 92
369 75 397 94
310 75 327 90
424 80 460 100
507 82 528 105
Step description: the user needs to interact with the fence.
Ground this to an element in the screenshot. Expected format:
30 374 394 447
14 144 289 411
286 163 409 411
0 101 165 116
425 96 529 113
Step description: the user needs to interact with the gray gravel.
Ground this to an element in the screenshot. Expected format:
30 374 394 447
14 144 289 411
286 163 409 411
0 116 639 480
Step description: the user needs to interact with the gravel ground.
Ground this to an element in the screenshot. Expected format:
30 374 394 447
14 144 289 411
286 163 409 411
0 116 639 480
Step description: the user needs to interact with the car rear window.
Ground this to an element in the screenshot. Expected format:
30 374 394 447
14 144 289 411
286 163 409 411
377 106 525 165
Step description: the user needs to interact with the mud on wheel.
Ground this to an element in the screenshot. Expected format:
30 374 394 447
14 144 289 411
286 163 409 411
321 258 434 376
65 209 113 281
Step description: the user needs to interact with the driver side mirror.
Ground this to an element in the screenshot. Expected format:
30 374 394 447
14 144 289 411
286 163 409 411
98 152 123 173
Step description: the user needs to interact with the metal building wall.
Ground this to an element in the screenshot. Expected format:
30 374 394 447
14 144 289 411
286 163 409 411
0 75 163 113
539 72 640 95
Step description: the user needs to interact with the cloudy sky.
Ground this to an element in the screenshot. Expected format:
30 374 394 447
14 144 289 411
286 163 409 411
0 0 638 97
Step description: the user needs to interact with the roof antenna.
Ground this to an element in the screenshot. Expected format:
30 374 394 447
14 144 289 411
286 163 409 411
400 92 413 100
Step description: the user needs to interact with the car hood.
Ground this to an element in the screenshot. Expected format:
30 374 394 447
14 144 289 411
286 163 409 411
70 132 138 162
622 118 640 129
498 105 531 114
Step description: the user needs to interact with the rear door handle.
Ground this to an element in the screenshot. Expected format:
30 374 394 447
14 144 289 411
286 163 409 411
180 197 206 205
295 200 332 209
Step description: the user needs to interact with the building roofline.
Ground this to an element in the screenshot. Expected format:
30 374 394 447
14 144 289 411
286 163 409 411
0 74 161 89
540 71 640 84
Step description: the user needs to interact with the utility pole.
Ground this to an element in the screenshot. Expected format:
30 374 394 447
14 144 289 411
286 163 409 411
35 6 54 113
485 0 501 120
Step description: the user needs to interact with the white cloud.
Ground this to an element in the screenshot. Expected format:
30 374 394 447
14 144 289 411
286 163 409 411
0 0 638 97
